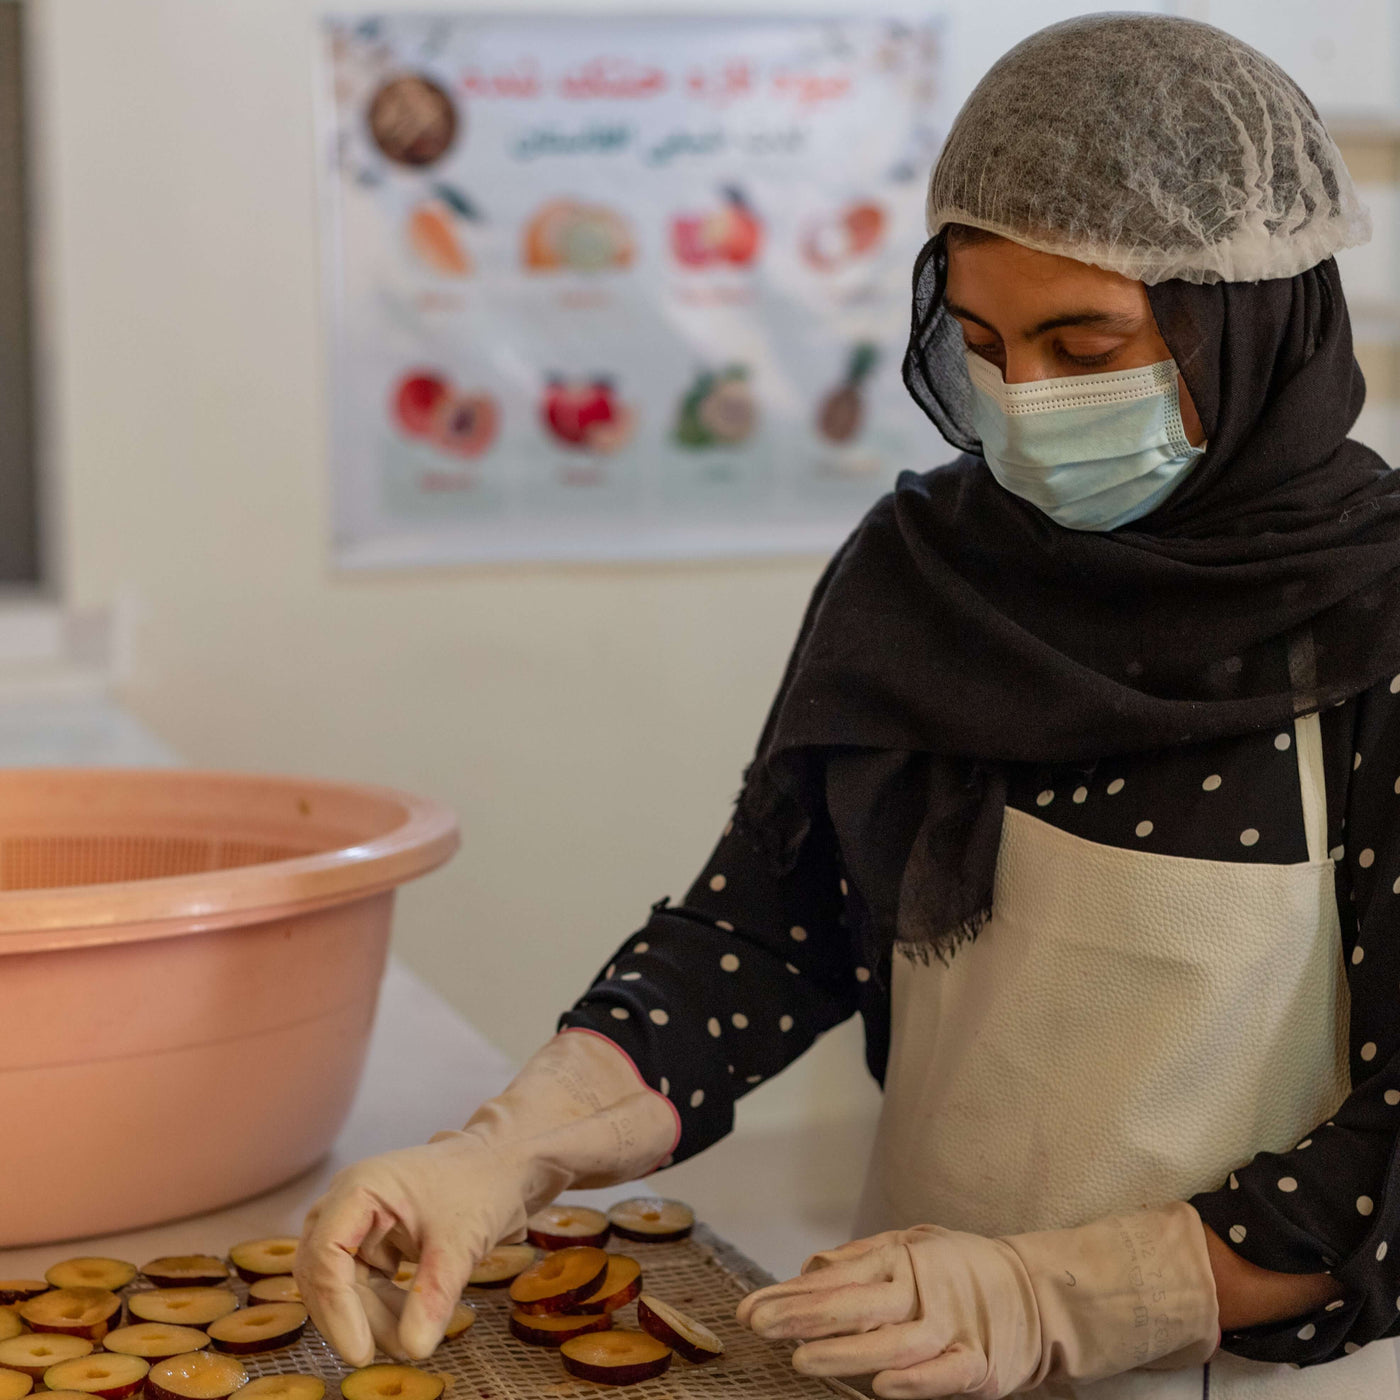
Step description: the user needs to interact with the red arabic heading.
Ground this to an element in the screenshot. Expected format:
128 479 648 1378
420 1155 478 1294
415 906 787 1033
457 55 854 106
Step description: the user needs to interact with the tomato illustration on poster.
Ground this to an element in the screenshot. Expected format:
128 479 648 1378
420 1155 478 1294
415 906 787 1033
318 14 948 566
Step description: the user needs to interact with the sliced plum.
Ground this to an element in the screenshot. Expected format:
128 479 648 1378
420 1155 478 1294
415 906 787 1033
42 1352 149 1400
234 1377 325 1400
560 1330 672 1386
526 1205 610 1251
226 1239 297 1283
636 1295 724 1363
607 1198 694 1244
576 1257 642 1315
19 1288 122 1342
205 1304 307 1354
0 1332 94 1378
508 1247 609 1316
467 1245 537 1288
44 1262 136 1294
140 1259 229 1290
246 1276 300 1306
442 1303 476 1340
508 1310 612 1348
339 1365 444 1400
144 1350 247 1400
101 1325 211 1362
0 1283 48 1307
125 1290 238 1330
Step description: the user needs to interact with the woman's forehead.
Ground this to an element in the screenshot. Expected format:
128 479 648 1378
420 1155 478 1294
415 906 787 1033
945 237 1150 325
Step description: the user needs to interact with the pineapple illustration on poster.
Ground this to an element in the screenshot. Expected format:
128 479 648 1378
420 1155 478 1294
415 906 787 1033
318 15 948 566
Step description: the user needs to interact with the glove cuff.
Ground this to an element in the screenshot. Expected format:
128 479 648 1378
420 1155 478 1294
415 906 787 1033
432 1030 679 1216
520 1089 677 1204
1003 1200 1220 1387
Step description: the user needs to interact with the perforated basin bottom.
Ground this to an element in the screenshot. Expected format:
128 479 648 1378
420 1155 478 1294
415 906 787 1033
0 833 318 889
129 1226 858 1400
0 768 437 899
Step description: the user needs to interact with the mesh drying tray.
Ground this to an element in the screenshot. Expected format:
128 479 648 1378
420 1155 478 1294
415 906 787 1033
130 1226 864 1400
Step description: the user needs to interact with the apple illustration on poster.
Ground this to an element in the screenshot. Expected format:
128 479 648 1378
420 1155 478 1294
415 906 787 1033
542 377 635 453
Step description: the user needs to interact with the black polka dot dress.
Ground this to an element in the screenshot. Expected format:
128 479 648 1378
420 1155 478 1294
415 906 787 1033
559 674 1400 1368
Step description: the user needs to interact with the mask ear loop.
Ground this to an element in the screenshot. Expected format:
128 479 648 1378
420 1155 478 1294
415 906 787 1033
1143 280 1220 443
1161 366 1202 460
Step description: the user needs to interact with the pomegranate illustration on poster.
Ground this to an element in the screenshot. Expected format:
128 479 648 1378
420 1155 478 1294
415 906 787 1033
317 14 948 566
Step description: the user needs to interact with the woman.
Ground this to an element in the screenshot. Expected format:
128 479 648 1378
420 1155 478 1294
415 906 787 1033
296 14 1400 1397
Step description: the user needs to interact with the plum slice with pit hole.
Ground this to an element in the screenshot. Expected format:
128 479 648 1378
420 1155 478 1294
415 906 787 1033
101 1325 211 1362
339 1364 445 1400
467 1245 537 1288
44 1261 136 1294
508 1310 612 1348
205 1303 307 1354
227 1239 297 1283
246 1276 300 1306
508 1247 609 1316
526 1205 610 1251
560 1330 672 1386
606 1198 695 1244
140 1258 229 1290
0 1370 29 1400
235 1377 325 1400
19 1288 122 1342
0 1332 94 1379
0 1283 48 1307
636 1295 724 1363
576 1257 642 1315
126 1290 238 1330
145 1350 247 1400
42 1351 149 1400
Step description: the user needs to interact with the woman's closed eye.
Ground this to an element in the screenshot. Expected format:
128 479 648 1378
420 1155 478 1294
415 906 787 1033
1051 332 1136 370
962 336 1134 376
1056 344 1118 370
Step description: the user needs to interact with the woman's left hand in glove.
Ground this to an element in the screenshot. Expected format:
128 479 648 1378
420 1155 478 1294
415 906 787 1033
736 1201 1220 1398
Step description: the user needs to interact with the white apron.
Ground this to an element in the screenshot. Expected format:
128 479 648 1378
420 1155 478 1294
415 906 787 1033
854 713 1400 1397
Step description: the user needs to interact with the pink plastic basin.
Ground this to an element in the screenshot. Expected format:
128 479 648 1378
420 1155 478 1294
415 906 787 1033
0 768 458 1247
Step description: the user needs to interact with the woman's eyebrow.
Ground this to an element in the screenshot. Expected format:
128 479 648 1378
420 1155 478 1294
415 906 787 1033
944 299 996 332
944 299 1144 339
1028 309 1144 337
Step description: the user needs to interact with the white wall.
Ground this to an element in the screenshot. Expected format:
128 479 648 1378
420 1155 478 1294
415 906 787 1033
27 0 1399 1144
1180 0 1400 117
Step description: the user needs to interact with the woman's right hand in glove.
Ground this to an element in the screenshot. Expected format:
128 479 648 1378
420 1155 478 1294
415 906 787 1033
294 1031 678 1367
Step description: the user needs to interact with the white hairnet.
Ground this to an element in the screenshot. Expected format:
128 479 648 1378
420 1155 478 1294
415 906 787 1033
926 13 1370 285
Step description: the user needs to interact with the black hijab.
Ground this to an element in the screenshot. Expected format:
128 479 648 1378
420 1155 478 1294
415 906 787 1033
735 237 1400 962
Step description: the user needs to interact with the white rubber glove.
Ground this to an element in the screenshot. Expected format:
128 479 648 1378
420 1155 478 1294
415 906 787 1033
738 1201 1219 1398
295 1028 678 1367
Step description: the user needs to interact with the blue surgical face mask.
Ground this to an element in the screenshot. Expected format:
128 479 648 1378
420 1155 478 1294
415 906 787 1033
964 352 1206 531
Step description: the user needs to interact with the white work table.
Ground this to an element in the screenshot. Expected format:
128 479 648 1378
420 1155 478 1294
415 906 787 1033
0 959 519 1274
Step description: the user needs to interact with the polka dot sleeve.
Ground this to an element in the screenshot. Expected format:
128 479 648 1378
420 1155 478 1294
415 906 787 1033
558 803 864 1165
1190 682 1400 1366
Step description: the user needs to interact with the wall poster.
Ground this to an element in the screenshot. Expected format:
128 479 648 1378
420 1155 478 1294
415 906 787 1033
317 14 949 567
